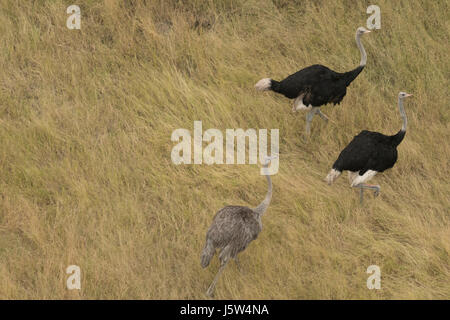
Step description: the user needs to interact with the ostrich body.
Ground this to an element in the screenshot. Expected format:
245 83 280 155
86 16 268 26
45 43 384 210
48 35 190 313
255 27 371 135
325 92 412 203
201 157 275 297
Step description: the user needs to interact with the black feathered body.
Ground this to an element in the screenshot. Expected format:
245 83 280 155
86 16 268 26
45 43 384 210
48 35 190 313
332 130 406 175
201 206 261 268
270 64 364 106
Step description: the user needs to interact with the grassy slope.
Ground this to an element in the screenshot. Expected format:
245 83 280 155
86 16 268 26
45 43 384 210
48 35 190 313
0 0 448 299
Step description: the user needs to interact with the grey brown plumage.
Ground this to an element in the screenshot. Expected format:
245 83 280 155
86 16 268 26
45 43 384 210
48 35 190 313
201 157 276 296
201 206 261 268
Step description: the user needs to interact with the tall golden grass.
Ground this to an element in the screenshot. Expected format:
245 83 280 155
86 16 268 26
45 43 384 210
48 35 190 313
0 0 448 299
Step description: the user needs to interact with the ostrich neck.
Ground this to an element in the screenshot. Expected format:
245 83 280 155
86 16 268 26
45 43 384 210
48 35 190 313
356 33 367 67
254 167 272 217
399 97 407 131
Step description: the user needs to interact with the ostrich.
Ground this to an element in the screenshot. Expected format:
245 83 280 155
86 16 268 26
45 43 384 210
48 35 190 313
255 27 371 135
325 92 413 203
201 156 277 297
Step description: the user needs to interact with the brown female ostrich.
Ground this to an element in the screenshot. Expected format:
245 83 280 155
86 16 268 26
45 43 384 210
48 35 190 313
201 156 277 297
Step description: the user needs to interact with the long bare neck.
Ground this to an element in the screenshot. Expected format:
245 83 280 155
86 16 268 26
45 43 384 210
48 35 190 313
399 97 407 132
390 97 408 147
254 166 272 217
356 33 367 67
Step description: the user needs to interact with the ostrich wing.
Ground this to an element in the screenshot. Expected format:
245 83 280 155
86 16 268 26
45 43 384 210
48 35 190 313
276 64 359 106
276 65 338 99
206 206 261 256
333 131 399 174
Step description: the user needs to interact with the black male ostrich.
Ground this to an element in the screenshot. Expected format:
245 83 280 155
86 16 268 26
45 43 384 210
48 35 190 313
255 27 371 135
201 156 277 297
325 92 412 203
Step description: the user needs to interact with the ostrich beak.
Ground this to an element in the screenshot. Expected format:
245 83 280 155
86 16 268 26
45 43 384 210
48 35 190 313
262 154 279 166
364 30 371 34
406 93 413 97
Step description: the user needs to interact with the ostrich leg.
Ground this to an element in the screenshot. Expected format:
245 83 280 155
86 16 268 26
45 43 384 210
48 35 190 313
206 260 229 297
305 108 316 135
317 109 329 122
206 246 233 297
359 187 364 204
233 256 243 273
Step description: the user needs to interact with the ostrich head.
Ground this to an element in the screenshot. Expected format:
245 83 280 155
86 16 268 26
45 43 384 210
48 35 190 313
399 92 413 99
262 155 278 167
356 27 371 36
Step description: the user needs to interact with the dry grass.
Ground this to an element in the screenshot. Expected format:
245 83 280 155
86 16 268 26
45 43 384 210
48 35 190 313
0 0 449 299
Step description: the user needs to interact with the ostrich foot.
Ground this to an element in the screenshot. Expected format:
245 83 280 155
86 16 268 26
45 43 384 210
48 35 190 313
356 184 380 203
206 286 215 298
373 186 381 197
